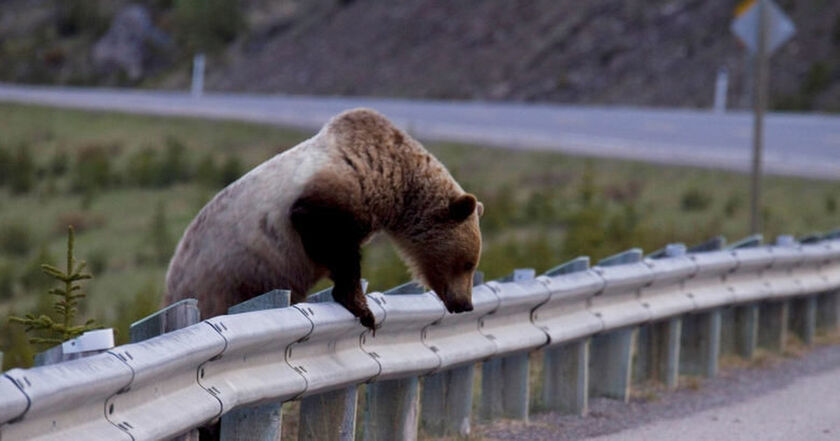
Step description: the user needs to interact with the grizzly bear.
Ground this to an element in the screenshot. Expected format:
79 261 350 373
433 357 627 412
165 108 483 329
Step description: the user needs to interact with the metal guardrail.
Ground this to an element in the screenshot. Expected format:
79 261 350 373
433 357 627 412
1 234 840 440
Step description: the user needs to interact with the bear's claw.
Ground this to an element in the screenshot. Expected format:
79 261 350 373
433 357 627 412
358 308 376 332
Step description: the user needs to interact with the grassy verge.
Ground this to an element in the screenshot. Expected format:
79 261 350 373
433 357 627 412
0 102 837 369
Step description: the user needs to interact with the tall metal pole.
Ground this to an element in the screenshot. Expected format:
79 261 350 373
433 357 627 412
750 0 769 234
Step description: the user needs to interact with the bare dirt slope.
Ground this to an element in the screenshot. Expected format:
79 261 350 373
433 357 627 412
2 0 839 111
200 0 840 111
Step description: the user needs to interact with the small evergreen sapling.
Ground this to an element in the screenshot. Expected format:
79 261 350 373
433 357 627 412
9 226 101 346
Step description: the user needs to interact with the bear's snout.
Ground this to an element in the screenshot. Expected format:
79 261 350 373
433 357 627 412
445 299 474 314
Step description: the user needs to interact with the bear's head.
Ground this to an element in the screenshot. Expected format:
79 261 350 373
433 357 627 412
398 193 483 313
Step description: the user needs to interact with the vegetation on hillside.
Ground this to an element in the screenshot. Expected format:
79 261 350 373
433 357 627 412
0 102 837 370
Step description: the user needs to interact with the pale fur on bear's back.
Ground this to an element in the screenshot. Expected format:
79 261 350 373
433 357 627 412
165 132 331 316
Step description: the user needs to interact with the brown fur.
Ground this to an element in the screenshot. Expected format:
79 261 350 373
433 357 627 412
165 108 482 327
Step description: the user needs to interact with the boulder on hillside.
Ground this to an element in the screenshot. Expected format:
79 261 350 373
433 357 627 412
92 4 173 81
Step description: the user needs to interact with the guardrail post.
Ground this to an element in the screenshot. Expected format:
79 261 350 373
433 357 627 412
680 237 726 378
130 298 200 343
420 365 474 436
735 304 759 359
479 269 534 421
220 289 290 441
589 327 636 402
790 296 817 345
758 300 789 352
634 244 686 390
634 318 681 389
679 310 721 377
816 290 840 333
479 353 530 421
130 298 201 441
541 258 590 415
719 307 737 355
543 340 589 415
420 272 483 437
363 281 423 441
727 235 764 360
300 285 364 441
364 377 419 441
589 251 641 402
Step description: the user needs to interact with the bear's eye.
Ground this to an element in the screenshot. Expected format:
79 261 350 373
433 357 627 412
463 262 475 272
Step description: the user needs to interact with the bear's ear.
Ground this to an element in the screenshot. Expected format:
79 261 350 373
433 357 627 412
476 201 484 218
449 194 478 222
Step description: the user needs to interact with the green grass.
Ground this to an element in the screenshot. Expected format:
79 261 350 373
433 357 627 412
0 102 838 369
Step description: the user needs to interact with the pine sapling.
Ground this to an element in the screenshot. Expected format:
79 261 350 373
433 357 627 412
9 226 101 346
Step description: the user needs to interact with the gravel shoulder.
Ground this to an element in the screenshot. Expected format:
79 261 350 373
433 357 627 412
472 338 840 441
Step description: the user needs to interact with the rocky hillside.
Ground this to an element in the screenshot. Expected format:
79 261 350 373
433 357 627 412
2 0 839 111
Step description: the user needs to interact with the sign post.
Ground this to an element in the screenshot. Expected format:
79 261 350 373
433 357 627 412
730 0 795 234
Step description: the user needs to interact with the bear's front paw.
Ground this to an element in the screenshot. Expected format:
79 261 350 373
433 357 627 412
358 307 376 331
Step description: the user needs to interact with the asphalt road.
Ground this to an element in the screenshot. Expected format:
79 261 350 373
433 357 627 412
0 83 838 179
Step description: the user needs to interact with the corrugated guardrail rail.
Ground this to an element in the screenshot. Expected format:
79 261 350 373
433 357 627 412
1 232 840 440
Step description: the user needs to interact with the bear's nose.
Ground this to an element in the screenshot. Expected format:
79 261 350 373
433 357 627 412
447 300 473 314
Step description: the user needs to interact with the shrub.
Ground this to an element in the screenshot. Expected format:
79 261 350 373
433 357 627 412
114 281 162 345
0 318 36 369
55 211 106 235
157 136 191 186
126 147 159 187
522 191 556 224
72 145 113 194
49 150 70 177
148 201 173 265
834 12 840 45
87 248 108 275
724 194 742 218
20 246 55 291
0 263 14 301
826 194 837 214
9 145 35 194
174 0 244 53
218 155 243 186
680 188 712 212
0 223 32 257
481 185 516 233
0 146 10 186
55 0 107 37
562 204 608 259
578 161 598 206
194 154 220 188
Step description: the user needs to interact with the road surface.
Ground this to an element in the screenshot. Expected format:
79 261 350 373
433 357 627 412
0 83 838 179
